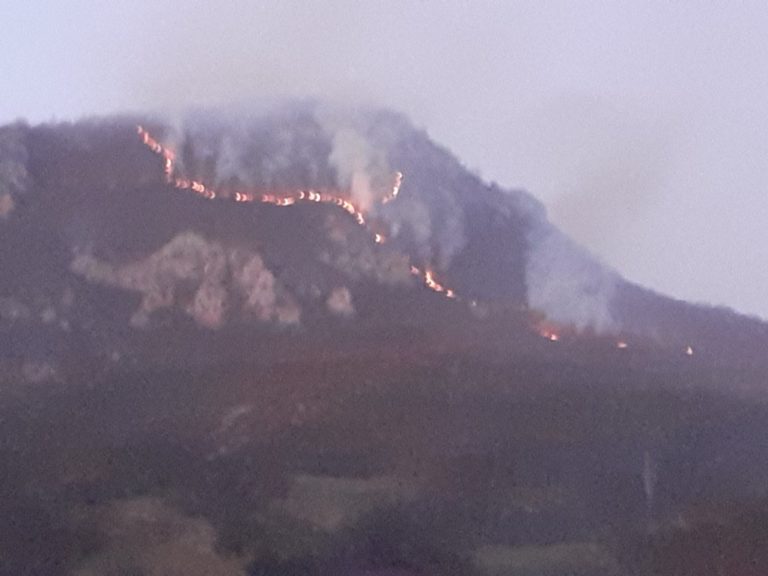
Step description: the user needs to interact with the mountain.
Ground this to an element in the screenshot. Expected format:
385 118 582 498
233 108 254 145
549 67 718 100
2 103 766 370
1 103 767 575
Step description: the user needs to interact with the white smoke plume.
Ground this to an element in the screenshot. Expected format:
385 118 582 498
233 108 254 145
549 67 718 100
317 105 394 212
170 105 332 191
214 128 250 185
143 107 622 335
381 197 433 261
184 105 395 212
326 286 354 317
71 232 300 329
327 127 378 211
73 497 248 576
147 106 470 273
0 123 29 219
526 221 621 334
643 449 659 517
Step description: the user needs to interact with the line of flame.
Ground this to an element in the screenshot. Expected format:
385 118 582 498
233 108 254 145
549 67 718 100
137 125 459 302
137 125 698 353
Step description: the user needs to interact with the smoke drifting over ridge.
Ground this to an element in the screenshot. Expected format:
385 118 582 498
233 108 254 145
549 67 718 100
526 222 621 334
41 103 625 335
4 2 768 319
328 127 379 213
0 123 29 218
140 104 627 334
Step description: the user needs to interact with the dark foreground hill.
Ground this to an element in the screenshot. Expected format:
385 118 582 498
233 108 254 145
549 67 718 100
0 104 767 575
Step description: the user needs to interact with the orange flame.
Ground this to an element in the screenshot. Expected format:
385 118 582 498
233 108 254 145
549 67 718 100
538 327 560 342
138 125 370 222
408 265 459 300
382 171 403 204
137 126 702 354
137 125 463 303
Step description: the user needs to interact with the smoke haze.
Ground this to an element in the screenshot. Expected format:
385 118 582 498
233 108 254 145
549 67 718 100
2 1 767 318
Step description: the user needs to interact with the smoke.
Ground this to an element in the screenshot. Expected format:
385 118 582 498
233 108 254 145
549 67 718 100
527 97 673 258
327 286 355 317
525 221 621 334
327 127 377 212
71 232 300 329
214 127 250 185
0 122 29 219
73 497 248 576
136 105 627 333
144 106 470 275
381 196 433 261
321 220 413 286
316 104 396 213
359 108 474 269
431 184 466 269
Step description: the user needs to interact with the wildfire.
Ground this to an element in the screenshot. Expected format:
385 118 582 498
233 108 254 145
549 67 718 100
137 125 174 180
537 328 560 342
136 125 465 303
424 268 457 298
138 125 375 225
409 266 458 300
135 124 707 357
383 171 403 204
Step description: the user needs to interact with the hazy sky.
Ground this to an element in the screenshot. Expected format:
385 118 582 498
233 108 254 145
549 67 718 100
2 1 767 318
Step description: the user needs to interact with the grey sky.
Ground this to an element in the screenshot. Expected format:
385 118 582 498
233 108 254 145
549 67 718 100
2 1 767 318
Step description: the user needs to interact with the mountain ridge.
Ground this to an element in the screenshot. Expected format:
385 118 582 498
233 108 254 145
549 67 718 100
2 104 768 574
0 104 766 376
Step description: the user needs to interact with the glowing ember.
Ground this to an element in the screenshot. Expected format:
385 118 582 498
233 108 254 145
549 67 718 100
137 125 371 226
538 329 559 342
424 270 444 293
617 341 628 349
408 266 459 301
137 125 174 181
685 345 694 356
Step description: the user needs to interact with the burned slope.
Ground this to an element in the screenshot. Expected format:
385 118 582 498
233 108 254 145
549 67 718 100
2 106 767 372
0 105 768 575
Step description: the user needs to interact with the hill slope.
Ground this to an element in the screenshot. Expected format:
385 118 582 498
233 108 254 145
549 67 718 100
1 104 766 371
0 104 767 575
